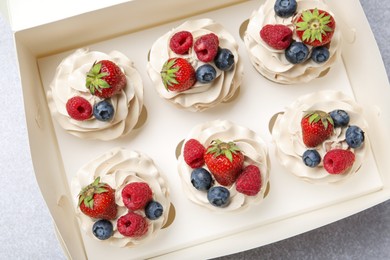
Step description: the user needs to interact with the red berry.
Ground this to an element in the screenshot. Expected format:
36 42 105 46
161 58 196 92
260 24 293 50
194 33 219 62
236 165 262 196
117 212 148 237
169 31 193 55
323 149 355 174
121 182 153 210
66 96 92 121
301 110 334 147
183 139 206 168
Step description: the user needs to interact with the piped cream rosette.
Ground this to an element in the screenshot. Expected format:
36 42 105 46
244 0 342 84
47 48 143 140
71 148 170 247
272 91 369 184
147 19 243 112
178 120 270 212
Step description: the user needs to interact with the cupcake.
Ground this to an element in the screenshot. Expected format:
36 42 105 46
47 48 143 140
147 18 243 111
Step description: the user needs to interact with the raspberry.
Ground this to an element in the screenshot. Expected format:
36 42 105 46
236 165 262 196
323 149 355 174
260 24 293 50
169 31 193 55
117 212 148 237
183 139 206 168
194 33 219 62
121 182 153 210
66 96 92 121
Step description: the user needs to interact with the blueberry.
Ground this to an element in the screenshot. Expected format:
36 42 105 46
145 200 164 220
346 125 365 148
214 48 235 71
285 42 309 64
311 46 330 63
92 219 113 240
191 168 213 191
196 64 217 84
329 109 350 128
207 186 230 207
274 0 297 18
93 100 115 121
302 149 321 167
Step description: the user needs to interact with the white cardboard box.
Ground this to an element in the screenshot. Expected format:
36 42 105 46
2 0 390 259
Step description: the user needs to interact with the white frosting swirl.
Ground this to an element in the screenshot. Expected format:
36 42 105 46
47 48 144 140
147 19 243 112
272 91 369 184
244 0 342 84
71 148 170 247
178 120 270 212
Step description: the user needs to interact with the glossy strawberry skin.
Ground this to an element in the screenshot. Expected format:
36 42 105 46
323 149 355 174
301 111 334 147
161 58 196 92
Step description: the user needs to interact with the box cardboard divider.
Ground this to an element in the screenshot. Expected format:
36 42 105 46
2 0 390 259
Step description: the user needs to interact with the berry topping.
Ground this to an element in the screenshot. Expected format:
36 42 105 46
191 168 213 191
295 8 336 47
214 48 235 71
93 100 115 122
207 186 230 207
121 182 153 211
86 60 126 98
274 0 297 18
260 24 293 50
285 41 309 64
346 125 365 149
92 219 114 240
161 58 196 92
196 64 217 84
204 139 244 186
78 177 117 220
117 212 148 237
323 149 355 174
145 200 164 220
236 165 262 196
194 33 219 62
311 46 330 63
302 149 321 168
169 31 193 55
183 139 206 168
301 110 334 147
66 96 92 121
329 109 350 128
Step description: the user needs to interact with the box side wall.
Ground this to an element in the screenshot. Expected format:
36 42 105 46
0 0 11 24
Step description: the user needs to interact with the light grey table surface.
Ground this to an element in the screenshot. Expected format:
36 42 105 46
0 1 389 259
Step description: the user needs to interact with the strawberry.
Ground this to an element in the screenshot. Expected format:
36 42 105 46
193 33 219 62
160 58 196 92
236 165 262 196
294 8 336 47
86 60 126 98
204 139 244 186
117 212 148 237
260 24 293 50
66 96 92 121
78 177 117 220
169 31 193 55
301 110 334 147
323 149 355 174
121 182 153 211
183 139 206 168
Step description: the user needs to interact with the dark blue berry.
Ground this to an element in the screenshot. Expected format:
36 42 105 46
92 219 113 240
302 149 321 167
191 168 213 191
346 125 365 148
214 48 235 71
93 100 114 121
145 200 164 220
329 109 350 127
207 186 230 207
311 46 330 63
285 42 309 64
196 64 217 83
274 0 297 18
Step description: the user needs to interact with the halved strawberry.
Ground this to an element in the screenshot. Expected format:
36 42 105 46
301 110 334 147
160 58 196 92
